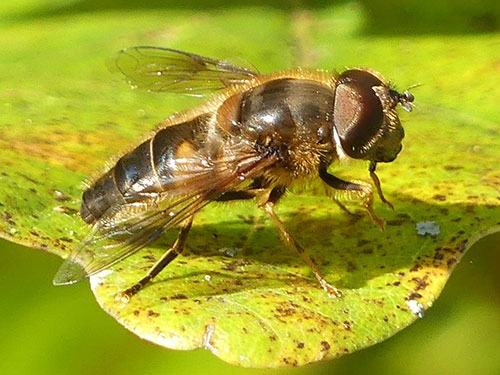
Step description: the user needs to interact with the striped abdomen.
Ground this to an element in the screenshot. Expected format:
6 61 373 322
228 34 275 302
80 116 206 224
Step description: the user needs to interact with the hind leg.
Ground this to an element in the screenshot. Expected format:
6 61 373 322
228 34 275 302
116 216 193 302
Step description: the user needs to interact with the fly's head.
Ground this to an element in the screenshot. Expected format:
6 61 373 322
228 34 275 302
332 68 414 164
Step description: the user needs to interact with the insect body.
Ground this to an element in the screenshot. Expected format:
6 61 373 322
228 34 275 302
54 47 414 300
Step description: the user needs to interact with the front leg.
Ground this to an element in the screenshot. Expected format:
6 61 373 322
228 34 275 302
369 161 394 210
319 166 386 231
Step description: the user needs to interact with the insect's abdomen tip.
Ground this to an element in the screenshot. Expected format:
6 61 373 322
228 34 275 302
53 260 86 286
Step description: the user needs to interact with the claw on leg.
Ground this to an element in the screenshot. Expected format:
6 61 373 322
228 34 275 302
359 184 386 231
319 278 342 298
364 202 386 231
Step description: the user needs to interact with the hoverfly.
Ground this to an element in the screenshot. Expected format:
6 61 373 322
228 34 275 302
53 46 414 301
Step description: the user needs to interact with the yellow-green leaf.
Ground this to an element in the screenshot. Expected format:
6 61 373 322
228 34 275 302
1 2 499 368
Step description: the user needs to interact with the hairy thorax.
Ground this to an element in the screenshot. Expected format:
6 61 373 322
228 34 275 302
217 78 338 186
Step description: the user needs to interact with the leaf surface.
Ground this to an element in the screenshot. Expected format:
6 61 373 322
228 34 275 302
1 4 499 367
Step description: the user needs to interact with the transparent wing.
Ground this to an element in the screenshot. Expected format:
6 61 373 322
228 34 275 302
109 46 259 96
53 143 278 285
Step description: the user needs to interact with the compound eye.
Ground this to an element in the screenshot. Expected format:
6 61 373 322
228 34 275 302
333 70 384 159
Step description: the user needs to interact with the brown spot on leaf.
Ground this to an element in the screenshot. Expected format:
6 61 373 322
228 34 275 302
346 261 357 272
170 294 188 300
444 165 463 171
357 239 370 246
433 194 447 201
411 277 428 291
321 341 331 352
343 321 351 331
282 357 299 366
387 219 404 226
408 292 422 300
458 240 468 252
410 263 422 272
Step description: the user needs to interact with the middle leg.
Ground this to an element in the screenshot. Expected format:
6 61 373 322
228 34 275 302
260 186 341 297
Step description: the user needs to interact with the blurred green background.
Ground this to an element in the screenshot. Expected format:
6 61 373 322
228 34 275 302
1 0 500 374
